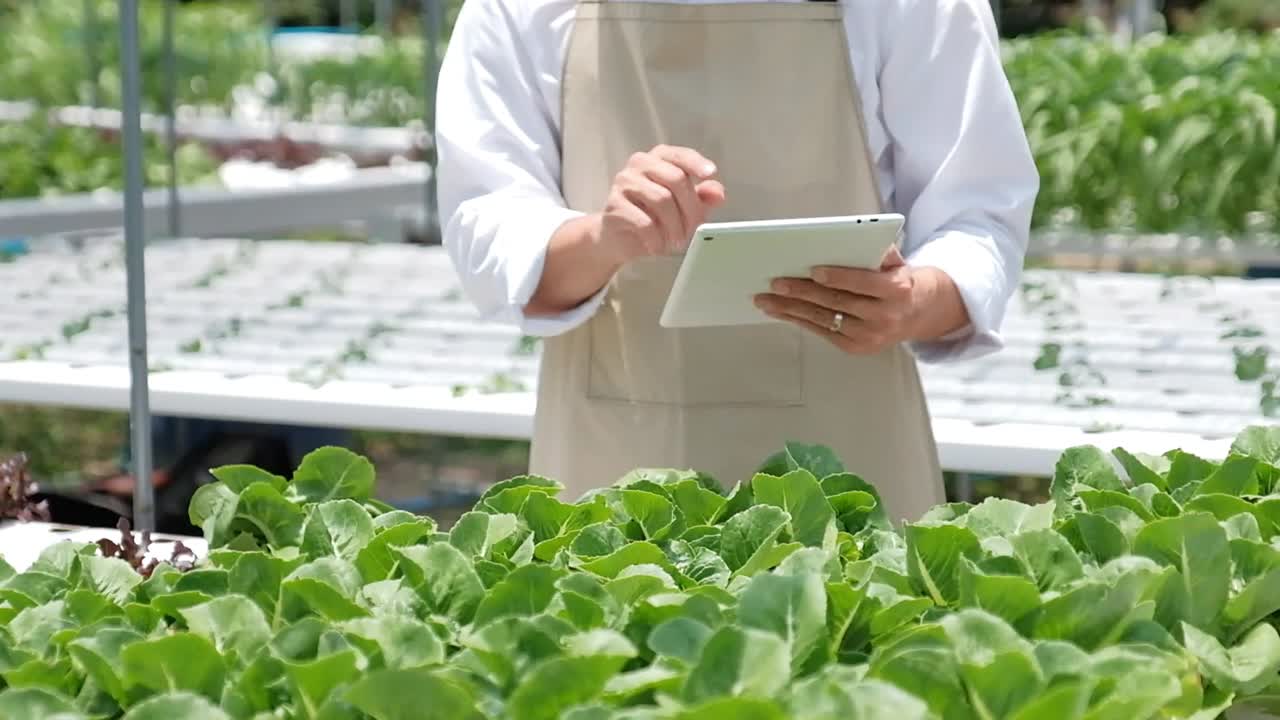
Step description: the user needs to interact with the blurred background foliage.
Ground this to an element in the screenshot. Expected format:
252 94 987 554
1 0 1275 236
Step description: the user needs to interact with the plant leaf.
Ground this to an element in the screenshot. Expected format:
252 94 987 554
301 500 376 562
738 570 827 673
120 633 226 701
355 521 434 584
393 544 484 625
682 626 791 703
0 687 79 718
1052 446 1125 512
1111 448 1169 491
210 465 288 493
345 668 484 720
235 482 306 548
752 470 837 548
179 595 272 660
471 564 564 628
67 626 143 705
961 498 1055 539
506 632 637 720
1133 513 1231 629
1183 622 1280 696
1232 425 1280 464
1196 455 1261 497
905 523 982 605
449 512 520 559
821 473 891 530
719 505 791 573
957 558 1042 627
281 558 369 622
120 692 231 720
339 616 444 670
942 609 1045 718
291 447 376 503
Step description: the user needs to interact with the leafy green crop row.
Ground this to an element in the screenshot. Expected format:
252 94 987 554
2 427 1280 719
0 119 220 201
1006 30 1280 236
0 0 458 128
0 1 267 117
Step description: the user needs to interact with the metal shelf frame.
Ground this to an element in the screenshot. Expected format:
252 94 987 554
100 0 446 531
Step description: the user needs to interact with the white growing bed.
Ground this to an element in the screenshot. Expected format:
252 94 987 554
0 521 206 574
1 238 1278 478
0 100 423 159
0 164 429 239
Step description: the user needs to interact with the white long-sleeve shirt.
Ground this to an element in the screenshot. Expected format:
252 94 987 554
435 0 1040 363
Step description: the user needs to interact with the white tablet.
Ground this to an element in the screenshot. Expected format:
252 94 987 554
659 213 904 328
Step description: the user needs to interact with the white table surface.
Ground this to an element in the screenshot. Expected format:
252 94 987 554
0 521 206 574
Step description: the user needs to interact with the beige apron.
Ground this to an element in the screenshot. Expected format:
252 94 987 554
529 0 946 523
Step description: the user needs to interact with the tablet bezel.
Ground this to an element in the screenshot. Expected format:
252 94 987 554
658 212 904 329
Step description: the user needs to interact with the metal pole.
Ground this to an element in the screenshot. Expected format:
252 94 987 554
342 0 358 31
422 0 441 243
953 473 975 504
1132 0 1156 36
377 0 393 37
84 0 99 107
264 0 275 76
120 0 156 532
164 0 181 238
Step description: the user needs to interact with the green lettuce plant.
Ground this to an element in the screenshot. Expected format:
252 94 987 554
0 429 1278 718
0 119 220 200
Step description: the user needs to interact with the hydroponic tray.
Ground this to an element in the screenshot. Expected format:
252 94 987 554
0 100 424 159
0 164 428 238
0 238 1277 477
0 520 206 574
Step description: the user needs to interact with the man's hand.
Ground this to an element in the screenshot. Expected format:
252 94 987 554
526 145 726 317
600 145 727 264
753 248 971 354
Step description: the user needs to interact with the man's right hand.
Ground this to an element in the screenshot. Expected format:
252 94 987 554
600 145 727 264
527 146 725 317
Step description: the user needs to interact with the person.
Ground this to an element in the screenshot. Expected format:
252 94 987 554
435 0 1039 523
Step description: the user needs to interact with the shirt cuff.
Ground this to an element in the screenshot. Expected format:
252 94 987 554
904 230 1010 364
483 205 610 337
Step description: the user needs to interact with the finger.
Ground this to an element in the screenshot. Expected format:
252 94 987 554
650 145 718 181
696 179 726 207
635 156 702 248
754 294 849 333
810 265 911 300
881 246 905 269
769 278 856 314
757 304 876 355
770 278 890 324
622 174 684 253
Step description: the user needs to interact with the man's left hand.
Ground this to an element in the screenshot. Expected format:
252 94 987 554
753 248 967 355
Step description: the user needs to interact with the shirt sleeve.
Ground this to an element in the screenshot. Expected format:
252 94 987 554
434 0 606 337
877 0 1040 363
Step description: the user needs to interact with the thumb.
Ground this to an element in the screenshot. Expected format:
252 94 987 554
880 245 906 270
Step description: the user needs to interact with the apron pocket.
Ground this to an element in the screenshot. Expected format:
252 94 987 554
586 308 806 407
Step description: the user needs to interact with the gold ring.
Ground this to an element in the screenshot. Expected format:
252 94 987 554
830 311 844 333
